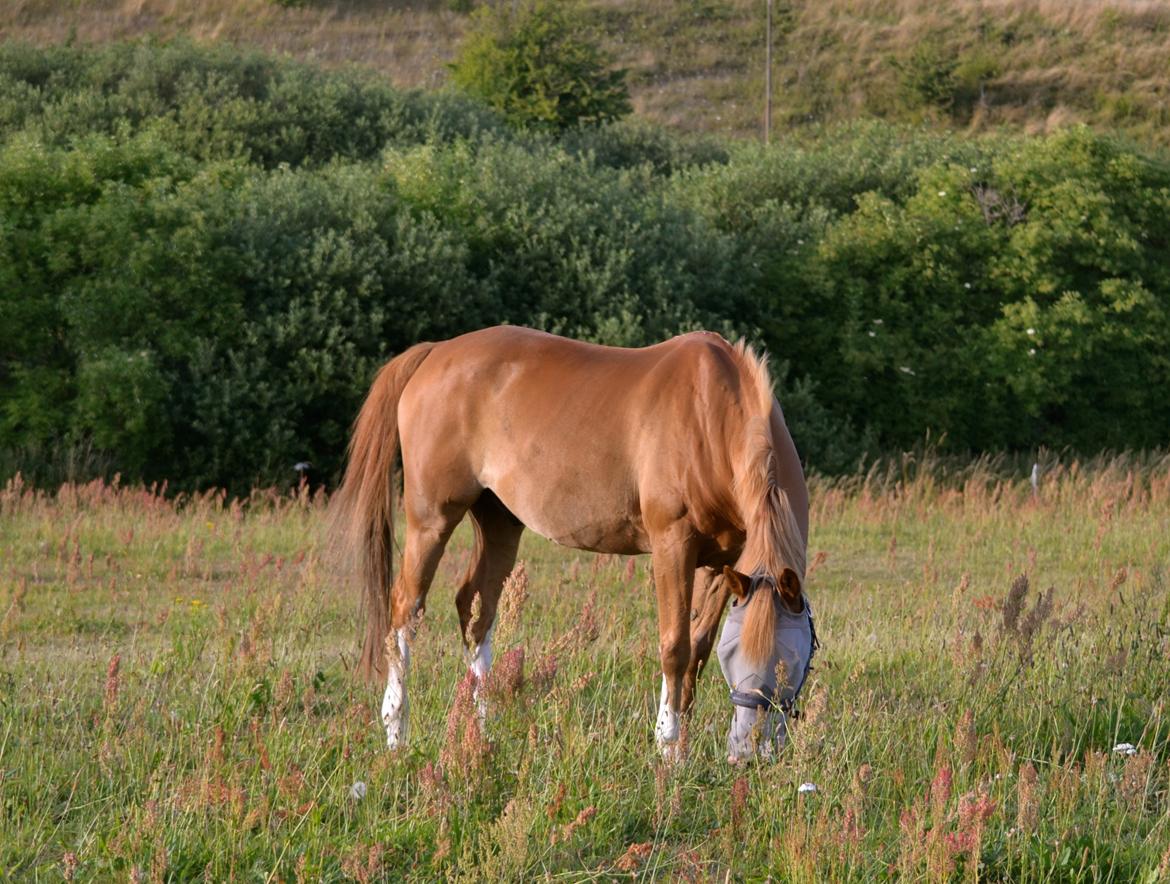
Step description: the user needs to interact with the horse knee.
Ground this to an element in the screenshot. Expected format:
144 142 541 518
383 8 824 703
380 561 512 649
659 631 691 675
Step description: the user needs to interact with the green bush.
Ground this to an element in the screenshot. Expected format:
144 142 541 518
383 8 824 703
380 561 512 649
449 1 631 131
3 42 1170 490
0 40 509 167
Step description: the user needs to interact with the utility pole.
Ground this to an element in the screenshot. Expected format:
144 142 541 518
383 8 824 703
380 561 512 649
764 0 773 145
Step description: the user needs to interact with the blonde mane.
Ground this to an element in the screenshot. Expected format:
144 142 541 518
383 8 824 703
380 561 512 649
730 340 806 584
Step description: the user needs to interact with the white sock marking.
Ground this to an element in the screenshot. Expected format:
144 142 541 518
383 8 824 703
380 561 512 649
381 628 410 749
470 625 493 721
655 674 679 751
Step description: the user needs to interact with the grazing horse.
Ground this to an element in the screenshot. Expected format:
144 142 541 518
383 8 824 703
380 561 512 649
333 325 809 759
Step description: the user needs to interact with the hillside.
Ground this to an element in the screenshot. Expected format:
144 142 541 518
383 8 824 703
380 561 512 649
3 0 1170 142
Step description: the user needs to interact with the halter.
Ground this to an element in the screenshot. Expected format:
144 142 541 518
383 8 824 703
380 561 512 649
728 570 819 716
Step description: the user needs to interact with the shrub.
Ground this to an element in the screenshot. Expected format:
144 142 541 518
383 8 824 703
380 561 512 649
3 42 1170 489
449 1 631 130
0 40 509 167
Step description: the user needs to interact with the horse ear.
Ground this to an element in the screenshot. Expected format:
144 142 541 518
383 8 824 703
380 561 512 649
722 566 750 600
778 568 802 605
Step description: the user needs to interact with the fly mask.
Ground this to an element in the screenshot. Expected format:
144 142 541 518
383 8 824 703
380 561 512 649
716 572 817 761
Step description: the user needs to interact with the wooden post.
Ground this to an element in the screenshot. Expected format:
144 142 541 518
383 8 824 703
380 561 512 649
765 0 773 145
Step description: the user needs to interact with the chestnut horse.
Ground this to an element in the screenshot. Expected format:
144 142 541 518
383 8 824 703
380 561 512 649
333 325 808 756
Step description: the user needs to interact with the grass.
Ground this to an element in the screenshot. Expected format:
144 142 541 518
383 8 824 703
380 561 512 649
2 456 1170 880
4 0 1170 142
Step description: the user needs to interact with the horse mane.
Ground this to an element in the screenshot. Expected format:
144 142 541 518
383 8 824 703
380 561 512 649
729 341 807 664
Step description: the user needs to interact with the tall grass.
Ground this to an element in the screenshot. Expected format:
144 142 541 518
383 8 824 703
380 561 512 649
1 456 1168 879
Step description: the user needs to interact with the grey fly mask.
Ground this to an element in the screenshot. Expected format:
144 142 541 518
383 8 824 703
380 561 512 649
716 573 817 761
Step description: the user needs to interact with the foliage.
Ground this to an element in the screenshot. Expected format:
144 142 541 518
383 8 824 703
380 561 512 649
3 43 1170 489
0 39 509 167
449 1 631 131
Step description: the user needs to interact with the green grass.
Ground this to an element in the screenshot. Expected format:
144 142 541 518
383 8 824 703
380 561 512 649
2 459 1169 880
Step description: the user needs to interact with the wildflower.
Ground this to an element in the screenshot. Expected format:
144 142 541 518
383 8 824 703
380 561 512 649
494 561 530 648
1113 742 1138 756
964 282 972 289
486 647 525 701
439 672 492 777
104 654 121 713
938 191 947 197
554 805 596 844
530 653 558 692
840 805 865 846
1026 328 1036 336
955 709 977 767
1002 575 1028 634
930 765 953 824
868 331 876 338
899 366 915 375
797 782 818 794
615 842 654 872
546 782 567 819
731 776 749 833
349 781 367 801
1017 761 1038 834
62 852 79 881
1028 348 1036 356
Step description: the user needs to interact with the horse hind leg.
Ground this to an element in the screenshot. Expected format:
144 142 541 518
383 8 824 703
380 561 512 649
454 492 524 707
382 500 466 749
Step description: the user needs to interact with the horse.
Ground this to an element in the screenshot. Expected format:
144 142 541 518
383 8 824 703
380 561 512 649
332 325 811 760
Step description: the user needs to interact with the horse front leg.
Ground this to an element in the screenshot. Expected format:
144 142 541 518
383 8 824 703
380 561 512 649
681 567 732 713
650 523 699 760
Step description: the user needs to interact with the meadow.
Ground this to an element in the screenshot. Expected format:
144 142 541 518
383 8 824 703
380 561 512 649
2 456 1169 881
5 0 1170 142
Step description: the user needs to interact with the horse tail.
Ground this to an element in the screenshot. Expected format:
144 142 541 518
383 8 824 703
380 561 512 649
333 341 437 682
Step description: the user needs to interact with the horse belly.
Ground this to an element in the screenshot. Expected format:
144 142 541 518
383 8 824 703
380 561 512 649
489 470 647 555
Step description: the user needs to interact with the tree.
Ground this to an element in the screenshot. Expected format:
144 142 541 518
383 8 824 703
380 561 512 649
449 1 631 130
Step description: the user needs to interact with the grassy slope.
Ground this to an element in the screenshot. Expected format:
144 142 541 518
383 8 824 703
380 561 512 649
2 460 1169 879
3 0 1170 141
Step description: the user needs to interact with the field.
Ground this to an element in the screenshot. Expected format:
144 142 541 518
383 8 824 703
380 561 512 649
2 458 1169 880
5 0 1170 141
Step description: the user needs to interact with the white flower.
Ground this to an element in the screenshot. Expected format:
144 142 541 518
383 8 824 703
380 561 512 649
872 319 883 325
798 782 818 794
350 781 368 800
1028 349 1036 356
938 191 947 197
1113 742 1138 756
868 331 876 338
899 366 915 375
964 282 972 289
1026 328 1036 336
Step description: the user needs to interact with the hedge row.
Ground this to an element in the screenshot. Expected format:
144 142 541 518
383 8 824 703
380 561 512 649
2 42 1168 491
